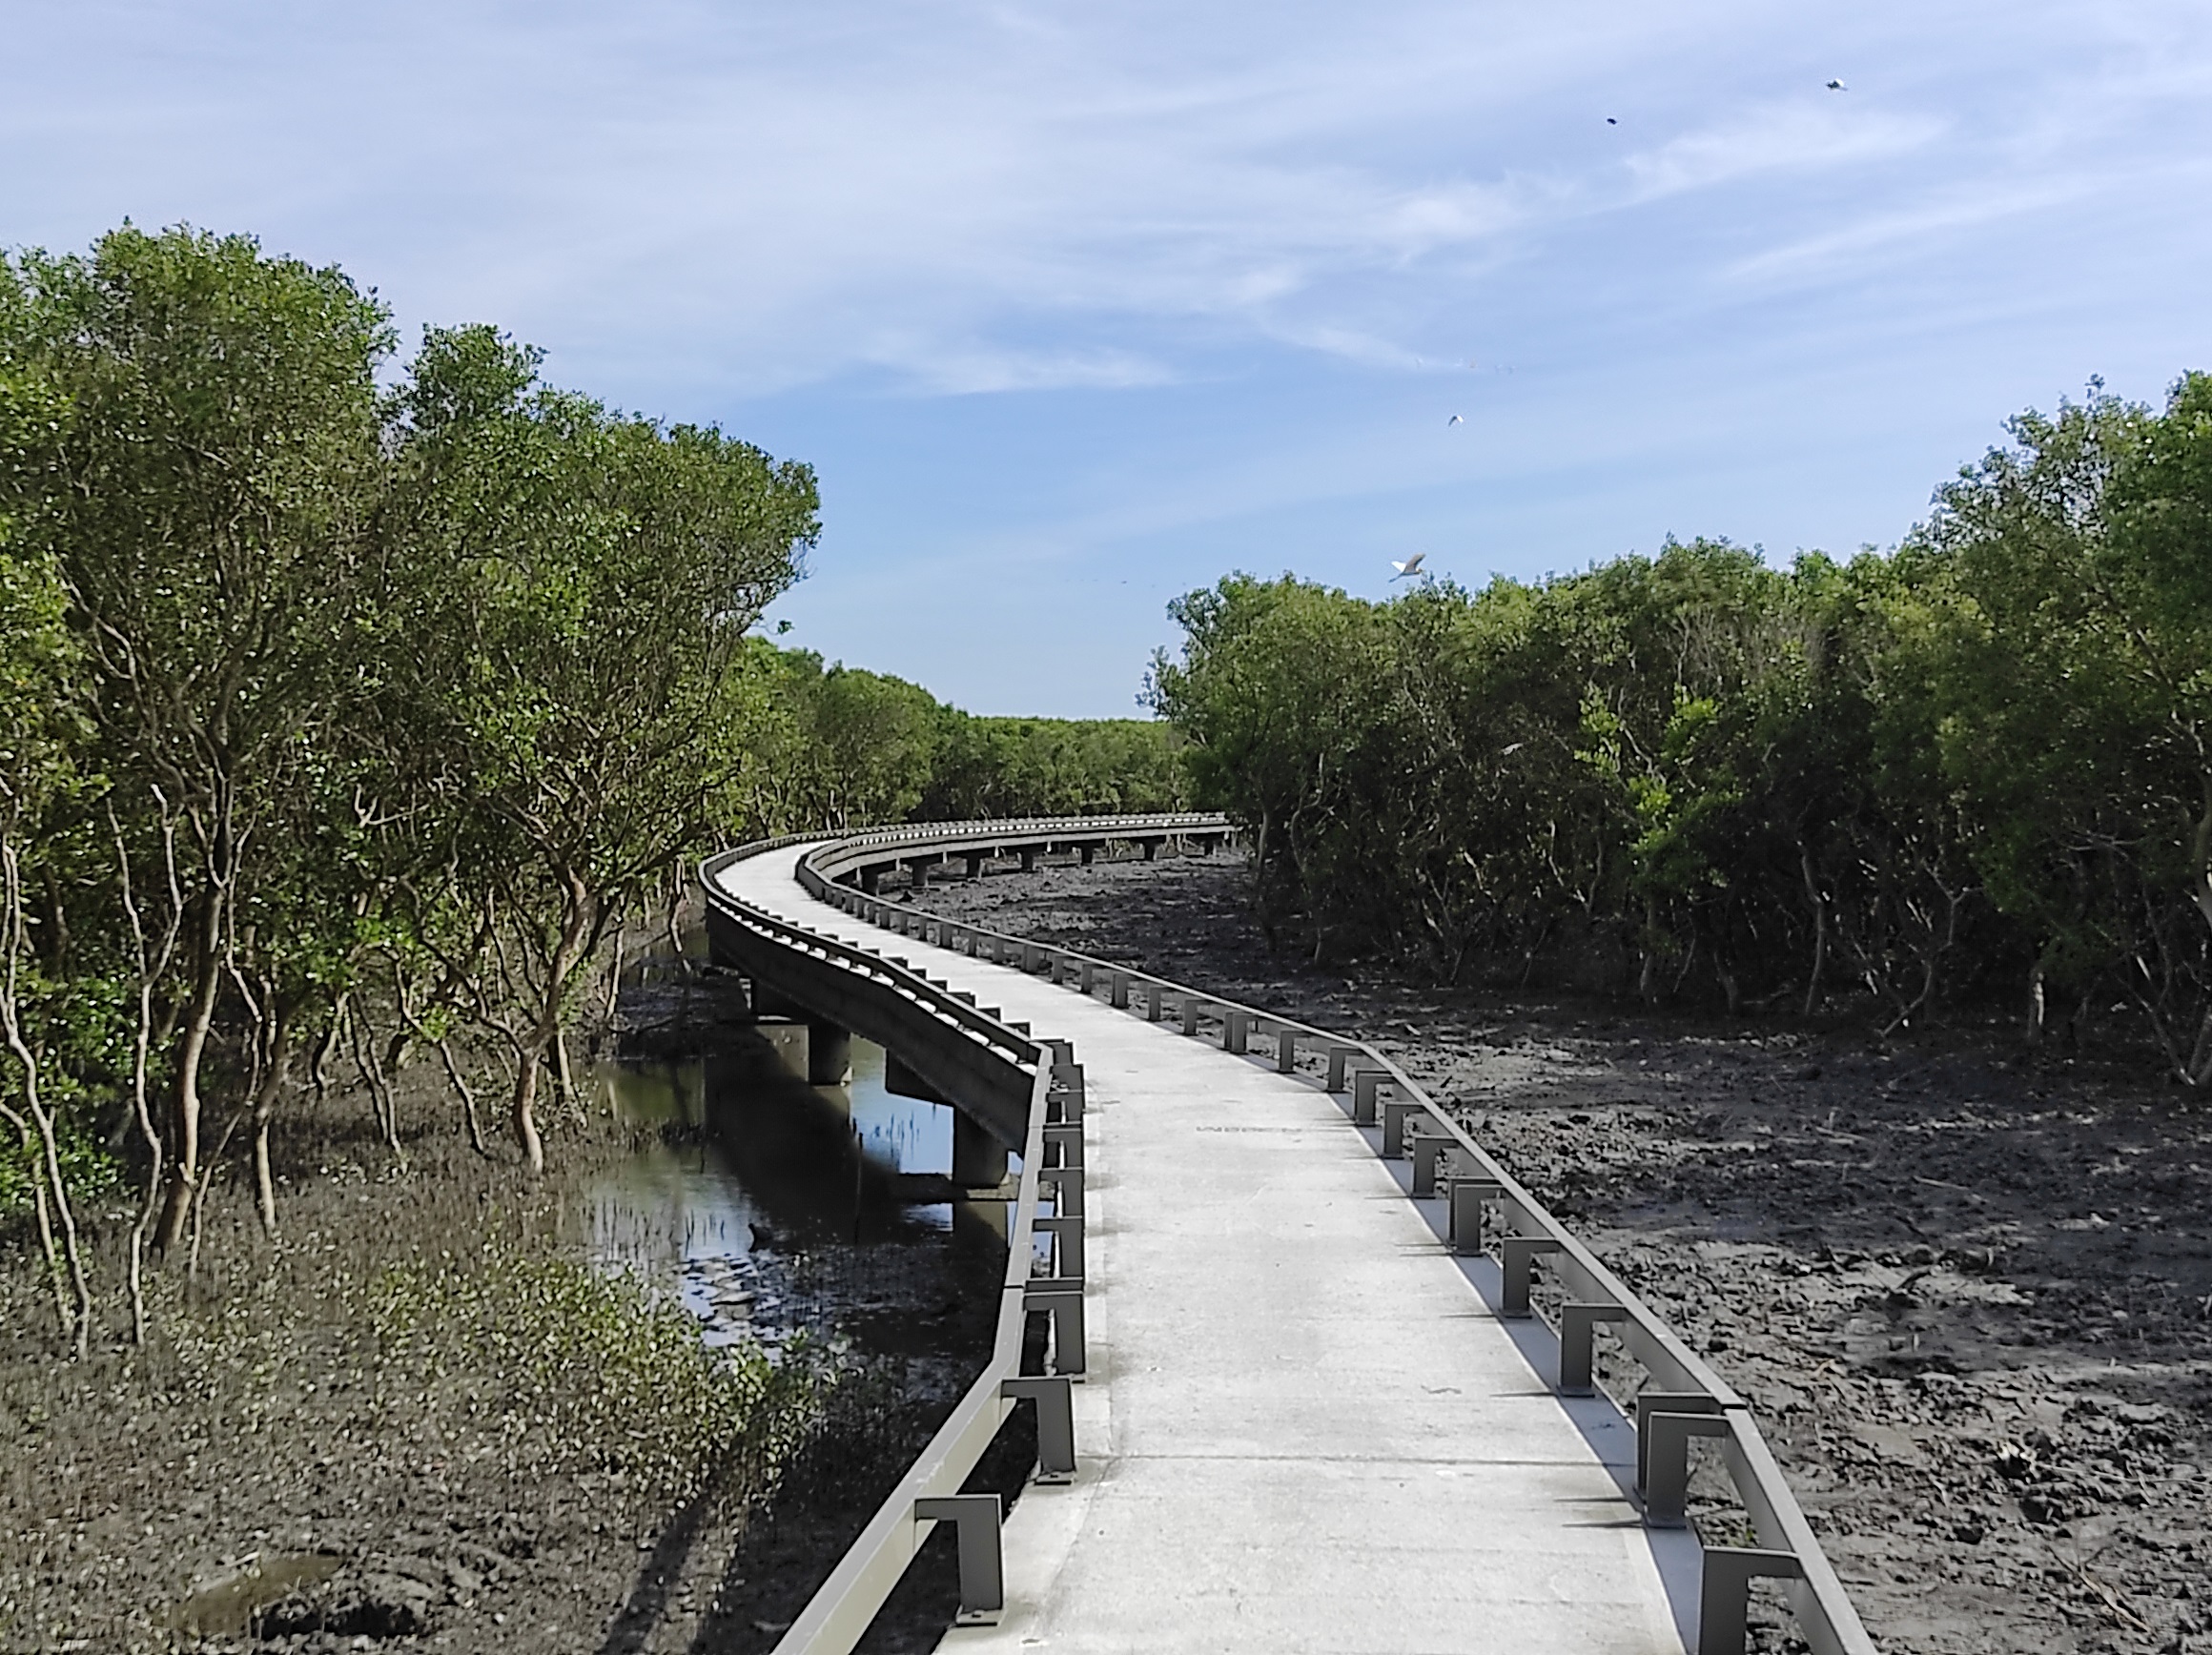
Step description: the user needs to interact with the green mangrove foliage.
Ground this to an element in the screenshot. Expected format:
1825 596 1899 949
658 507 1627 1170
734 639 1187 831
0 224 1187 1343
369 1241 821 1509
1150 377 2212 1083
0 226 817 1311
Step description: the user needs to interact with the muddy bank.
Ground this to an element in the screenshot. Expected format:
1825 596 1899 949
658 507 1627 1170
903 851 2212 1655
0 971 1004 1654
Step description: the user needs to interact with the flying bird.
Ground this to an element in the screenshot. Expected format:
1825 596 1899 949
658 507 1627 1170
1827 79 1847 91
1390 553 1427 580
1447 414 1464 426
1606 116 1618 125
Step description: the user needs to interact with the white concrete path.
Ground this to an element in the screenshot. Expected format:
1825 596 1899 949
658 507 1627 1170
719 848 1695 1655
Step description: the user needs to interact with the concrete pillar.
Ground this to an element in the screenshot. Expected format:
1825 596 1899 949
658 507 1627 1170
952 1111 1009 1189
807 1020 851 1086
966 852 986 880
1142 839 1160 861
750 1017 810 1081
860 867 881 894
1079 844 1096 866
1020 848 1038 872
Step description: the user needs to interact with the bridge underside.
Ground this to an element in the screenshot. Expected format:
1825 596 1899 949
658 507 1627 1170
705 899 1033 1151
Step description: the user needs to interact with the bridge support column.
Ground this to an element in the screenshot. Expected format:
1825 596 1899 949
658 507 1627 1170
952 1111 1008 1190
1078 844 1096 866
966 852 986 880
807 1021 851 1086
1019 848 1038 872
860 866 881 894
1142 838 1160 861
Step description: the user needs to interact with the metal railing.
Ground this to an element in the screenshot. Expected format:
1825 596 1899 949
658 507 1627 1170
768 818 1877 1655
698 836 1092 1651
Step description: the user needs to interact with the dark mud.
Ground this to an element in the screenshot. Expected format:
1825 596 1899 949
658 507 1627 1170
903 850 2212 1655
0 969 1005 1654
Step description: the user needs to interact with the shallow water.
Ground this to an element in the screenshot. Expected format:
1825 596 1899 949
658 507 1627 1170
586 1036 1007 1351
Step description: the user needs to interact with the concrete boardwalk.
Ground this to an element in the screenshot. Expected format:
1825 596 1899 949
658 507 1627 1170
719 848 1694 1655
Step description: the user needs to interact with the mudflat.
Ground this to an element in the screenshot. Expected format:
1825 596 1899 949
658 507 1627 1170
0 972 1007 1655
902 849 2212 1655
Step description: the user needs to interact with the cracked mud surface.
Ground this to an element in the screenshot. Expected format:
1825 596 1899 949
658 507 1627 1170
903 850 2212 1655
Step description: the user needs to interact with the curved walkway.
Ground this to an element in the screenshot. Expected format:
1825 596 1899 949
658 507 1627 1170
716 844 1696 1654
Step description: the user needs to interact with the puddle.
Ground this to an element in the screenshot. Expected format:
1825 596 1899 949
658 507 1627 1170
172 1551 343 1636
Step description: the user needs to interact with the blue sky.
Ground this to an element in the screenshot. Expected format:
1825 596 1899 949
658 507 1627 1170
8 2 2211 714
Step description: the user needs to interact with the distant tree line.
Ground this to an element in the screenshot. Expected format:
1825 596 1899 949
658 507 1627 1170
1148 377 2212 1087
733 641 1186 830
0 225 1178 1349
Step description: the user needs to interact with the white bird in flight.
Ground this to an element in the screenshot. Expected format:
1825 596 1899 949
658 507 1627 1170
1827 78 1847 91
1391 553 1427 580
1447 414 1464 426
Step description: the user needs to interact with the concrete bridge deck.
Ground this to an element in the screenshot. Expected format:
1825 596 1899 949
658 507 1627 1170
716 844 1696 1654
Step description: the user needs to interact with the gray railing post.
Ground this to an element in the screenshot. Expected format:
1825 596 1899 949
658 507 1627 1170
1409 1131 1454 1196
1698 1548 1803 1655
1633 1392 1725 1503
1351 1070 1391 1126
1223 1011 1248 1054
1035 1214 1085 1280
1276 1029 1299 1073
1447 1178 1502 1253
1381 1098 1429 1156
1500 1235 1564 1316
912 1494 1004 1624
1146 984 1166 1023
1043 1123 1084 1169
1180 997 1200 1036
1025 1281 1086 1375
1078 960 1096 994
1038 1166 1084 1217
1000 1375 1077 1481
1109 971 1130 1009
1327 1046 1358 1091
1642 1407 1731 1526
1558 1302 1630 1394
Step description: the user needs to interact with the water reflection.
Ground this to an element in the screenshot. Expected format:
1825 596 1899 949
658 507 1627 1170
587 1036 1002 1351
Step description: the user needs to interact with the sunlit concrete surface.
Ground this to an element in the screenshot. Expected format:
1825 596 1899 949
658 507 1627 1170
718 847 1695 1654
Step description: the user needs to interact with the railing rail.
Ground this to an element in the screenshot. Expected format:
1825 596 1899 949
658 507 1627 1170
766 817 1876 1655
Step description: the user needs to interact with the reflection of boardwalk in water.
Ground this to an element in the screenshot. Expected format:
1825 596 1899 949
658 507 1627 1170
586 1039 982 1353
719 844 1699 1655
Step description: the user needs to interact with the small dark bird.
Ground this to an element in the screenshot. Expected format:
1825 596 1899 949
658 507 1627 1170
1606 116 1618 125
1827 79 1847 91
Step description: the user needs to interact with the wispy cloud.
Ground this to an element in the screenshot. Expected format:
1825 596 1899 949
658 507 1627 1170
1624 101 1943 200
1723 181 2086 286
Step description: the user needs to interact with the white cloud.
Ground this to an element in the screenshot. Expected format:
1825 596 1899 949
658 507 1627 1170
1623 101 1943 201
